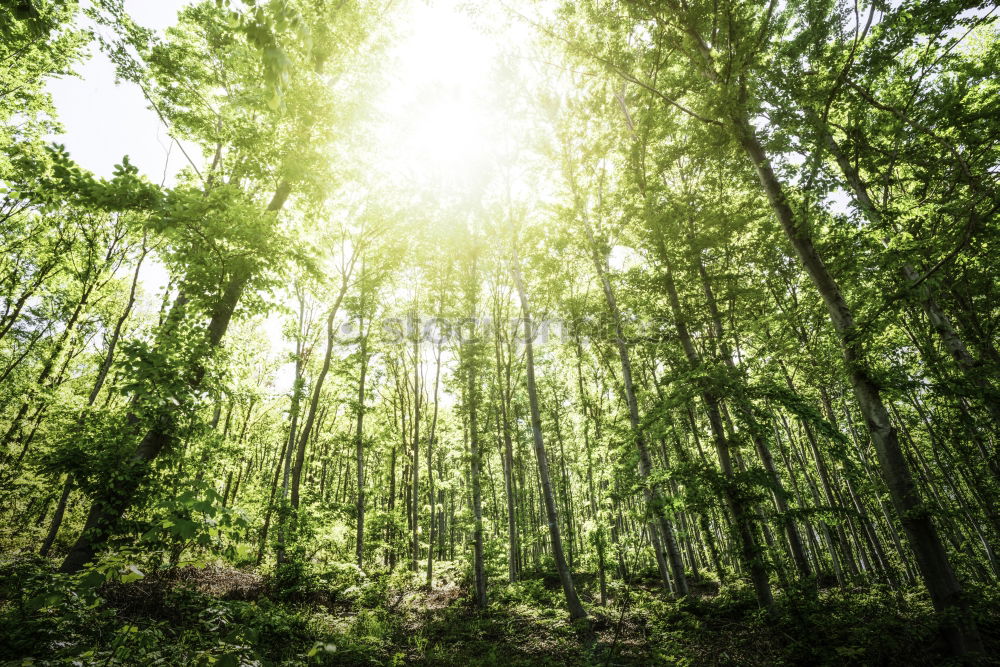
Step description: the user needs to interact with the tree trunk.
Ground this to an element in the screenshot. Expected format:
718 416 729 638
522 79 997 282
510 243 587 621
820 124 1000 429
658 255 772 606
59 182 290 574
426 336 442 587
291 273 353 510
355 313 369 570
465 330 487 608
733 113 981 653
411 312 421 572
580 208 688 594
495 316 520 583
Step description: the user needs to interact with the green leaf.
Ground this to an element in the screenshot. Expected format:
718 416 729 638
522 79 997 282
79 570 106 590
120 565 144 584
25 592 63 612
171 518 199 540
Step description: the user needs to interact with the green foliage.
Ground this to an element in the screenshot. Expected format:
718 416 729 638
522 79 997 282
0 0 998 663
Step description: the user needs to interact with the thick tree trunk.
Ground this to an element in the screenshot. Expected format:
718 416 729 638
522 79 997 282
39 475 72 557
59 183 290 574
60 270 249 573
734 115 981 654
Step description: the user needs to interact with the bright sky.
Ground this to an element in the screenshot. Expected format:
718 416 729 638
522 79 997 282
44 1 512 394
48 1 506 187
45 1 195 350
373 1 501 186
47 1 193 184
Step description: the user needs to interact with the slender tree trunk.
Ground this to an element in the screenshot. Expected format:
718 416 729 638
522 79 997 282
465 326 487 608
277 293 308 565
355 312 369 570
510 243 587 621
258 433 291 565
820 125 1000 429
426 337 442 587
39 247 147 556
291 272 353 510
694 249 811 580
411 311 421 572
659 256 772 606
580 208 688 595
495 317 520 583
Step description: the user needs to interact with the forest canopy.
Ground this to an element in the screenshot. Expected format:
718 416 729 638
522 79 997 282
0 0 998 664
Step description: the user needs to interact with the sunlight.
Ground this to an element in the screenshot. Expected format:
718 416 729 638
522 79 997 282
374 1 500 182
11 0 996 659
402 94 488 172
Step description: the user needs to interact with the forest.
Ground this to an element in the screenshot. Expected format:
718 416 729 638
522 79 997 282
0 0 998 664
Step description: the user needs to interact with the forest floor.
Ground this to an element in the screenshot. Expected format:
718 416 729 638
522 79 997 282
2 557 998 665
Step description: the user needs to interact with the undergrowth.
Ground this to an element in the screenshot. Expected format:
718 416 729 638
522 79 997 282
1 557 996 665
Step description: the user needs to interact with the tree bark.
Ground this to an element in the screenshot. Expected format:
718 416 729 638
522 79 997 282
59 182 290 574
819 125 1000 429
660 256 772 606
510 243 587 621
733 112 981 653
355 311 369 570
580 209 688 594
291 271 353 510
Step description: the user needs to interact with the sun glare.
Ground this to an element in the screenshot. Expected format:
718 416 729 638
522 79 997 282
375 2 501 183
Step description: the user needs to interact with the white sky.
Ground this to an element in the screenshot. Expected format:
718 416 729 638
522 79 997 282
44 0 512 396
47 0 506 187
44 3 197 347
373 1 500 185
47 1 193 184
45 2 194 336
